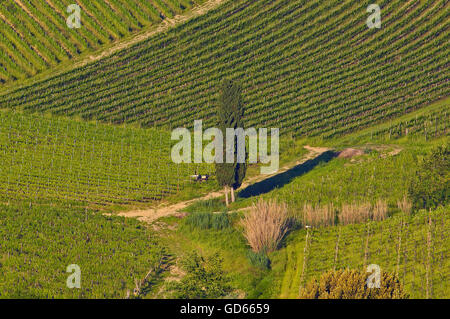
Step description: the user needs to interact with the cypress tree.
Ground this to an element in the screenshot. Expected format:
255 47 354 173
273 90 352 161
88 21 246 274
215 79 247 205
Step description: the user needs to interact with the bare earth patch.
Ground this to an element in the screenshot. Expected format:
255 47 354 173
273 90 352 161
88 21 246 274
338 148 365 159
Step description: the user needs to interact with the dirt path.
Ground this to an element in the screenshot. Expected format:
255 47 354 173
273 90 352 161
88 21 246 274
118 145 330 223
74 0 226 68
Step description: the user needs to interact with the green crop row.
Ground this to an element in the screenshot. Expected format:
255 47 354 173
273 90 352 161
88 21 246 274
0 202 167 298
0 109 212 206
1 0 447 138
272 207 449 299
0 0 203 81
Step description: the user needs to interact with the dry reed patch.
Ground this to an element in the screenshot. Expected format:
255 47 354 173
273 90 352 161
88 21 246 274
340 202 372 225
373 200 388 221
302 203 336 227
240 199 289 253
397 195 412 215
339 200 388 225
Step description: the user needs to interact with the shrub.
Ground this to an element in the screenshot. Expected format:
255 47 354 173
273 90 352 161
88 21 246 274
240 199 289 253
247 251 271 270
408 144 449 210
302 203 336 227
300 269 408 299
184 198 226 213
184 211 230 230
169 251 232 299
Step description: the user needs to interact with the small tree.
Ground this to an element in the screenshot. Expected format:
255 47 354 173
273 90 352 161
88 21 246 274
240 199 289 253
408 143 449 211
215 79 247 205
300 269 408 299
169 251 232 299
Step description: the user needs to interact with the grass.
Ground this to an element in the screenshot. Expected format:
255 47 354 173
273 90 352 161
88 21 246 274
153 213 270 298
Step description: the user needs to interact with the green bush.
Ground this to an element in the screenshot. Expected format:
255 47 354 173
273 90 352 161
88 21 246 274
168 251 232 299
300 269 409 299
184 211 231 230
184 198 226 213
409 143 449 210
247 251 271 270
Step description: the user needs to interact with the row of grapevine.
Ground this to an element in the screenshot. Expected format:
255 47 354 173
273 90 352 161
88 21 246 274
1 0 446 137
0 0 203 82
262 146 422 211
0 109 212 206
0 202 167 298
277 207 449 299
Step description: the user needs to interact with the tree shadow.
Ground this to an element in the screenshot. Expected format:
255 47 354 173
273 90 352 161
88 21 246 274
238 151 337 199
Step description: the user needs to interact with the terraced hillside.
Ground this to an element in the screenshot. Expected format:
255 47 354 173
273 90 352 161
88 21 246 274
1 0 448 138
0 0 204 82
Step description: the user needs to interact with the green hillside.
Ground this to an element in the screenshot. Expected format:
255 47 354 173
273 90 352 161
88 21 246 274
0 0 204 82
0 0 448 302
271 206 449 299
0 202 165 298
0 109 211 206
1 0 448 138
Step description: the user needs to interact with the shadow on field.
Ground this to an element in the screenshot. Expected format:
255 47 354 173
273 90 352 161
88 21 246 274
238 151 337 199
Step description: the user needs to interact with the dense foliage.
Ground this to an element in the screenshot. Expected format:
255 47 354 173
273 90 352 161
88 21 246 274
409 143 449 210
300 269 408 299
168 251 232 298
184 211 231 230
215 79 247 205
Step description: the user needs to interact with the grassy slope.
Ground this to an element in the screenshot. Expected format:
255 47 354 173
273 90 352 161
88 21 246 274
174 102 449 299
1 0 447 137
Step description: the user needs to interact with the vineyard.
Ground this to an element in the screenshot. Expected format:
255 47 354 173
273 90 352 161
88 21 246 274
272 207 449 299
0 0 448 301
0 202 166 298
0 109 212 206
259 145 420 210
334 98 450 146
0 0 448 138
0 0 204 82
